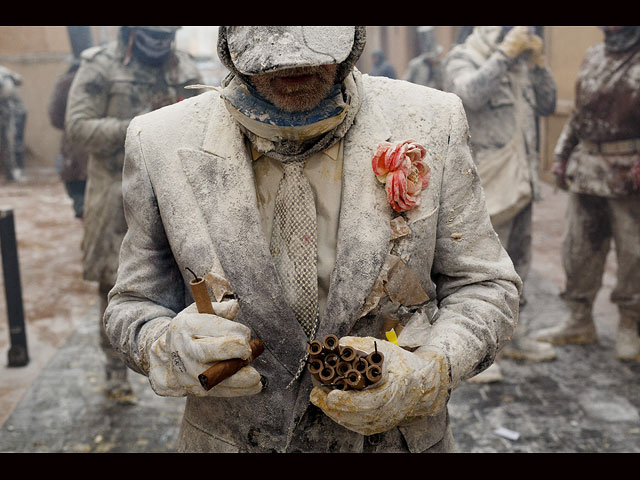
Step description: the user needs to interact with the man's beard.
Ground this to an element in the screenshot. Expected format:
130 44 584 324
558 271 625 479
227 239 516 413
250 64 338 112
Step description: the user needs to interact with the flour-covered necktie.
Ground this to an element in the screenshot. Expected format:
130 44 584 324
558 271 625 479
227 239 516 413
270 160 319 339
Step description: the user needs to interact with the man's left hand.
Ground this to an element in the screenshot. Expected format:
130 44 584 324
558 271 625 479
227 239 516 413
310 336 450 436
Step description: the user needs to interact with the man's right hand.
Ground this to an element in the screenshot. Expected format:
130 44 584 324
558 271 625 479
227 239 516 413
552 156 569 191
148 299 263 398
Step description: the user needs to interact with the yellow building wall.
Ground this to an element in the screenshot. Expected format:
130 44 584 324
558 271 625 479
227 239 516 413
0 26 606 174
0 26 72 169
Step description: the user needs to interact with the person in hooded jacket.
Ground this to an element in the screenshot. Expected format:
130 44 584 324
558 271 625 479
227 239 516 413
403 26 443 90
534 26 640 363
65 26 202 403
0 65 26 182
48 59 88 218
104 26 520 452
442 26 558 382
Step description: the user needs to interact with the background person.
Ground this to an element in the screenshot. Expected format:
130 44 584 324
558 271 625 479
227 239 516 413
65 25 202 402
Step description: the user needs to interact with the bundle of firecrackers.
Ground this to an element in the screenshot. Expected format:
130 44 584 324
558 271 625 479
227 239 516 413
307 334 385 391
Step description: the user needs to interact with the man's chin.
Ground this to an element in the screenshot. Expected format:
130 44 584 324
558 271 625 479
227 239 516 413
267 90 330 113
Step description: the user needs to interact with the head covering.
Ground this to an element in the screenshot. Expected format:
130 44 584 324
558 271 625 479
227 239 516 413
464 26 504 58
218 26 366 85
600 26 640 53
120 26 180 66
417 26 443 59
216 26 367 162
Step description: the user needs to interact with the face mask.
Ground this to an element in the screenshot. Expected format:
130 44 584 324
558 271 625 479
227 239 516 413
601 26 640 53
132 29 175 65
221 77 349 143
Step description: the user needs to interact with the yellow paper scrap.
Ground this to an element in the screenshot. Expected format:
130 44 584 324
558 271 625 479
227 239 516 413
385 328 399 345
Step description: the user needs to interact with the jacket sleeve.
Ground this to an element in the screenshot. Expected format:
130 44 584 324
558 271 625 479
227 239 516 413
442 51 510 111
103 118 186 376
529 65 557 117
418 95 522 389
553 112 580 162
65 54 131 157
47 71 72 130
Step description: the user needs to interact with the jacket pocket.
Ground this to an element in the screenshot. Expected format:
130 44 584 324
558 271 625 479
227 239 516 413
488 79 515 109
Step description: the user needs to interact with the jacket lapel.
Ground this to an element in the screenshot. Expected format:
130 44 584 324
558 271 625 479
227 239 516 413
318 90 393 340
178 100 308 378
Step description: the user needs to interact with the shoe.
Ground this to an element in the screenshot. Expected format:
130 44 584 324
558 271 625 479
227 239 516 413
534 302 598 346
502 335 556 362
104 365 136 404
105 381 137 404
468 362 503 383
616 313 640 362
11 168 26 183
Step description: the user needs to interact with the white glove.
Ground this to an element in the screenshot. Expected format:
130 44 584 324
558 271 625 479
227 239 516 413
527 34 545 67
498 26 534 59
309 336 450 436
148 299 263 398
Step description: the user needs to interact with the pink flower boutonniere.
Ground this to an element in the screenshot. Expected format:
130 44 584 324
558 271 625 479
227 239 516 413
372 140 431 213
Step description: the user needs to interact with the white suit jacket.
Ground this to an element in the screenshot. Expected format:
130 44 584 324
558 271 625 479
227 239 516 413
105 73 521 452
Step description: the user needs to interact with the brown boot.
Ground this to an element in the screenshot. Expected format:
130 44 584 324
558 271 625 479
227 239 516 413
104 361 136 405
616 312 640 362
534 302 598 346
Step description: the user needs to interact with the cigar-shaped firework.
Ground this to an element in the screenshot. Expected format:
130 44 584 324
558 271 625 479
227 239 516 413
307 340 324 358
308 358 324 377
309 334 385 391
345 369 366 390
187 268 215 315
186 268 265 391
336 361 352 377
338 345 357 363
319 365 336 384
366 364 383 384
322 334 340 354
353 357 368 373
324 353 340 368
198 339 264 391
366 345 384 367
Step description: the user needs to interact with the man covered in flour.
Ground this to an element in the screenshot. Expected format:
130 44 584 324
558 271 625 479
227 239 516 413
104 26 521 453
442 26 557 381
534 26 640 362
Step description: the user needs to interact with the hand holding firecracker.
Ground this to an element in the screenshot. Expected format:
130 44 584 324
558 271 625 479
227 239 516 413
306 334 385 391
147 268 264 397
310 336 450 436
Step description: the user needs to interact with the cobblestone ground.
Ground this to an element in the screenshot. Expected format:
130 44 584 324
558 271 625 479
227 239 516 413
448 270 640 453
0 303 184 453
1 175 639 453
2 268 639 453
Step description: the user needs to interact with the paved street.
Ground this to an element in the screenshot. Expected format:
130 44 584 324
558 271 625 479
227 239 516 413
448 269 640 453
0 178 639 453
1 269 639 453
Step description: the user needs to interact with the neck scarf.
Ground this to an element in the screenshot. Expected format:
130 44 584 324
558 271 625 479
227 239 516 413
221 69 363 163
